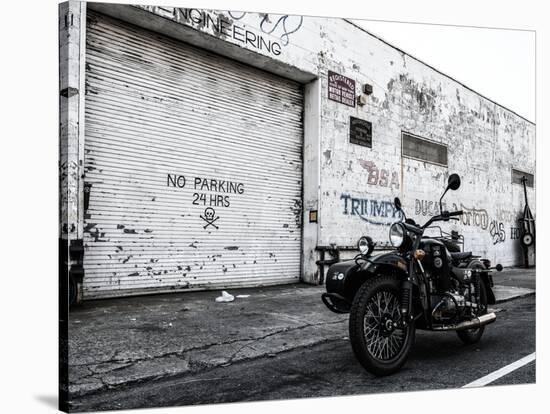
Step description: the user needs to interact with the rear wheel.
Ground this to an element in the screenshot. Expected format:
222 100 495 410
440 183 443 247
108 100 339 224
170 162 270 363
457 277 488 344
349 274 415 376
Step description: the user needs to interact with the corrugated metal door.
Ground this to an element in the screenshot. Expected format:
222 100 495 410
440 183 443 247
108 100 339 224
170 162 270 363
83 12 303 299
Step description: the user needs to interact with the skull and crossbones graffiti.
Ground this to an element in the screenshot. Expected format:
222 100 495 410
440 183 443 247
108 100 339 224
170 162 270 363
200 207 219 229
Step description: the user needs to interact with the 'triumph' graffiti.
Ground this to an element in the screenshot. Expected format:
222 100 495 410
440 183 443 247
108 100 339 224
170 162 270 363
341 194 402 226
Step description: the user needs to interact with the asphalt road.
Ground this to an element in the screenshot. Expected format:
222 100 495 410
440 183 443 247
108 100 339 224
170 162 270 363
70 295 535 412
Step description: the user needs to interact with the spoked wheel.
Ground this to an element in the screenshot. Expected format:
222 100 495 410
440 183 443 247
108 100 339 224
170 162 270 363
349 274 415 376
457 278 487 344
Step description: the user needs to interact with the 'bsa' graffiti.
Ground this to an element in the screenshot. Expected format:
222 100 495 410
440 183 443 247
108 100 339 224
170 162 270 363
358 160 400 190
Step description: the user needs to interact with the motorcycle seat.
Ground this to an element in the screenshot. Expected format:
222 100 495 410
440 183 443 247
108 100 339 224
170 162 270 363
450 251 473 261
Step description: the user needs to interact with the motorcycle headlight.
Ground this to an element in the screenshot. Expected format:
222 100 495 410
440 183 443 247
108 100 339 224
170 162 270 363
389 222 406 248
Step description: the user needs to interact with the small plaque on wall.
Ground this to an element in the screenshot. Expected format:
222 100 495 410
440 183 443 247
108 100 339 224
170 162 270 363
328 71 356 107
350 116 372 148
309 210 318 223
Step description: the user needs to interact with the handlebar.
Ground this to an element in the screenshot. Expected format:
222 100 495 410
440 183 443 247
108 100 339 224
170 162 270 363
421 210 463 229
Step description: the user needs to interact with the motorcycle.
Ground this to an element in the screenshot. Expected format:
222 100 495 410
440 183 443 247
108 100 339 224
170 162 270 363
428 226 496 303
321 173 502 376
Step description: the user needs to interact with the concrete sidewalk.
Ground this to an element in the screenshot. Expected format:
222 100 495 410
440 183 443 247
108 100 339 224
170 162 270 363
67 267 535 399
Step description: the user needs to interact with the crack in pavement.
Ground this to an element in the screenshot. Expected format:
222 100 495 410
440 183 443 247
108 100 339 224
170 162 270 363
224 319 346 364
70 317 347 395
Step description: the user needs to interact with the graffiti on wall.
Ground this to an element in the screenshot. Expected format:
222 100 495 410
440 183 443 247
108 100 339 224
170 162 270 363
495 209 517 224
415 199 447 217
137 6 304 56
413 197 526 246
341 194 402 226
489 220 506 245
510 227 521 240
358 160 400 190
413 199 489 231
228 11 304 46
260 14 303 46
459 204 489 230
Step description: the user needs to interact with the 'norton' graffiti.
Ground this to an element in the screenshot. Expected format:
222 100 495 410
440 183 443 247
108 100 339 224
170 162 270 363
341 194 403 226
459 204 489 230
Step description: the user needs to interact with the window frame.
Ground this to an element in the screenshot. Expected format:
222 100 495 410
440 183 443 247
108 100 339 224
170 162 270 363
401 131 448 167
511 168 534 188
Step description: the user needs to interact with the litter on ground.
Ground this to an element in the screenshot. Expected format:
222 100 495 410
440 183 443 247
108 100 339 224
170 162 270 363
215 291 235 302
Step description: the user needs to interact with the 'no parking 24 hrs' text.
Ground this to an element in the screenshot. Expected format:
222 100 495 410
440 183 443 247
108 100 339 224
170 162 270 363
167 173 244 207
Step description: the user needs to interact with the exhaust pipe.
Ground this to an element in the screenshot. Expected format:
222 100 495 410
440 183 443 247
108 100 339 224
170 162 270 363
433 312 497 331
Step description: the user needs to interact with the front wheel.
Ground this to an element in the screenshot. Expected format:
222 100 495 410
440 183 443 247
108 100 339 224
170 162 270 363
349 274 415 376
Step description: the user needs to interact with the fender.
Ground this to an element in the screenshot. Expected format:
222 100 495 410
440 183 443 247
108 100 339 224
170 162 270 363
466 259 496 305
323 252 409 313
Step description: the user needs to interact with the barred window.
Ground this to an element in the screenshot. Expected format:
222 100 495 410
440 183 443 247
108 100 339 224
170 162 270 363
512 168 534 187
402 132 447 166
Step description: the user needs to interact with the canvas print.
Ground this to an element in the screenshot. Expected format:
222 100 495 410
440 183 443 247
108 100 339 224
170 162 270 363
59 1 536 412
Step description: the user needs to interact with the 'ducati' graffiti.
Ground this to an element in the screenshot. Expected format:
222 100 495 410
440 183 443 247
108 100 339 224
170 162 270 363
341 194 402 225
415 198 523 245
415 199 489 230
415 199 448 216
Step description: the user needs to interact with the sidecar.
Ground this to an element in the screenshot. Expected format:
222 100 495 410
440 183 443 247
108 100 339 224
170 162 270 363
321 250 408 314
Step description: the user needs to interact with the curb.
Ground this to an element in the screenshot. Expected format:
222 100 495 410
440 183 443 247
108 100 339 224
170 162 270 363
495 290 535 304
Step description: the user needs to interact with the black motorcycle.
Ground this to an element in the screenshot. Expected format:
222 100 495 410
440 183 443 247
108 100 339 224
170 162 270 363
428 226 495 277
321 174 502 376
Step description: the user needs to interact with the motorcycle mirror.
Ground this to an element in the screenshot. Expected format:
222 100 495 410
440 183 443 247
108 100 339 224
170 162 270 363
440 173 461 213
495 264 503 272
394 197 402 211
447 173 461 191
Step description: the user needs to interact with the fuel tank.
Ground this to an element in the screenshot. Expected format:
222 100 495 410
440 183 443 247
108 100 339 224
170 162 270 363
420 238 452 291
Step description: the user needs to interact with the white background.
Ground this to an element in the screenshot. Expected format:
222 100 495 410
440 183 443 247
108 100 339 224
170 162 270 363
353 20 535 122
0 0 547 413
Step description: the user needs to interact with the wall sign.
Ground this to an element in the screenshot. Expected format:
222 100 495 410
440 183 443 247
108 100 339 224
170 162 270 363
350 116 372 148
167 173 245 230
328 70 356 107
136 6 296 56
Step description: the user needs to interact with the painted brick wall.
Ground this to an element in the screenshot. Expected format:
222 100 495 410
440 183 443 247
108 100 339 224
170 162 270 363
106 6 536 268
314 19 534 266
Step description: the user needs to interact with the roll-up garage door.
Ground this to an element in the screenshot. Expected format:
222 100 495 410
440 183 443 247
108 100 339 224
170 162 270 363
83 12 304 299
